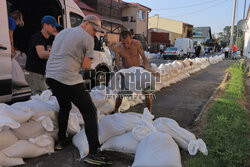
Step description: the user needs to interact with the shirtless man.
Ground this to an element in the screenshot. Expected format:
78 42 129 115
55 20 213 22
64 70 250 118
114 31 152 112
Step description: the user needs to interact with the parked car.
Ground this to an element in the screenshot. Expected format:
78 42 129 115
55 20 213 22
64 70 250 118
162 47 184 60
174 38 195 57
0 0 113 103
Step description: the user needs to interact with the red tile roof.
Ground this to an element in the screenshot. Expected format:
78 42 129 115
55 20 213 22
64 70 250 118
74 0 101 20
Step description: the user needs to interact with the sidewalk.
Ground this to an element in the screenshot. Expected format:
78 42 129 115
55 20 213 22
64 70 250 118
21 60 234 167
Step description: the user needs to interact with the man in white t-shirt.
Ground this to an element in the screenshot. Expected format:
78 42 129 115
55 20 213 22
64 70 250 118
224 46 229 59
46 15 112 166
160 44 164 56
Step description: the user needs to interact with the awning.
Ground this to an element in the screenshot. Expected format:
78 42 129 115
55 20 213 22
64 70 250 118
74 0 101 20
101 16 122 25
82 10 101 20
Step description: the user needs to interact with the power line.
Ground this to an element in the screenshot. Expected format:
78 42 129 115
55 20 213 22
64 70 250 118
152 0 223 10
160 0 229 18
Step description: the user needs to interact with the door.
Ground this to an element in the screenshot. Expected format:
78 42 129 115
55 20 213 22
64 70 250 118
0 0 12 102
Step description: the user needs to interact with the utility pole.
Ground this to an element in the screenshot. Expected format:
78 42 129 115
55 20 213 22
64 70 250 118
243 0 247 19
229 0 237 55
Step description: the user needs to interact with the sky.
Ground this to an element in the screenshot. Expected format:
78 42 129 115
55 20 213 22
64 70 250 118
124 0 250 35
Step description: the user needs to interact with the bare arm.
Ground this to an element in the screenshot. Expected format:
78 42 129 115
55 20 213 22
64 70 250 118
138 41 149 70
36 45 50 59
82 56 91 69
9 29 14 59
115 51 121 70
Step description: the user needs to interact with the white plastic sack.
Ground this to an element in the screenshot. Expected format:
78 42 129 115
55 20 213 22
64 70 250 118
0 103 33 123
99 112 141 144
14 50 27 69
2 136 54 158
0 115 20 131
12 120 47 140
72 129 89 159
132 132 182 167
0 152 25 167
12 99 58 121
36 116 54 132
67 112 81 136
154 117 208 155
100 132 138 154
12 59 28 86
132 108 156 141
29 135 52 147
0 129 18 151
31 90 59 112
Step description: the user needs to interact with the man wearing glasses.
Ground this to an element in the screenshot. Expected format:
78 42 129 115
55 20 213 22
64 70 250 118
46 15 112 166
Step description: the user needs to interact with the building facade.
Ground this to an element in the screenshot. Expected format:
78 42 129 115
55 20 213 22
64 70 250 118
148 14 193 45
193 27 212 45
121 2 151 49
80 0 124 44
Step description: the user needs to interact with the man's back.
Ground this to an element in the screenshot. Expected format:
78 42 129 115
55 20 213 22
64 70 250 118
46 26 94 85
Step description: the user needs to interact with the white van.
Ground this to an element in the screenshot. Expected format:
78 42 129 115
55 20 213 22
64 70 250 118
0 0 113 103
174 38 195 57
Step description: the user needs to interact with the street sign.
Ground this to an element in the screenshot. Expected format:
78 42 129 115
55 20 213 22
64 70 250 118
237 19 248 32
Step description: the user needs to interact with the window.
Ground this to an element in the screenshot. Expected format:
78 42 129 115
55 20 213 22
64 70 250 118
122 16 129 21
70 12 83 27
139 10 145 20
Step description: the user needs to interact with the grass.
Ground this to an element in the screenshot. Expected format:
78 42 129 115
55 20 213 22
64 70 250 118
185 61 249 167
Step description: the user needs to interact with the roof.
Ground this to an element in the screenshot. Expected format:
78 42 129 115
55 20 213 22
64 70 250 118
193 27 212 39
74 0 101 20
122 1 151 11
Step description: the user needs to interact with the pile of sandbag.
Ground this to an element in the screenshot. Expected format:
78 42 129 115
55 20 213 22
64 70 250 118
0 90 94 166
150 56 224 92
144 51 159 60
73 108 207 167
209 54 225 64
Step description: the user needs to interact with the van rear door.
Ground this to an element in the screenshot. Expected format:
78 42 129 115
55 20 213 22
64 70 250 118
0 0 12 102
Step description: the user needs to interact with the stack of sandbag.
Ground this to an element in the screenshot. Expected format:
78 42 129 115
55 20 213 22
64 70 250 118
144 51 159 60
0 102 55 166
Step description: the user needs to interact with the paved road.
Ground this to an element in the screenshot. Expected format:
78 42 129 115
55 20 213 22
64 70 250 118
21 58 234 167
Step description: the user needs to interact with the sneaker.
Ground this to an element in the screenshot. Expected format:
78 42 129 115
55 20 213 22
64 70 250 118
83 153 112 166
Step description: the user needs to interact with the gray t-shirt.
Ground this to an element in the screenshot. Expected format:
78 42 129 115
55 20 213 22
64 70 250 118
46 26 94 85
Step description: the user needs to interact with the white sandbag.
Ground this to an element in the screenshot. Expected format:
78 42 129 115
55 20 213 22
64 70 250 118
132 132 182 167
100 132 138 154
12 99 57 121
154 117 208 156
110 67 155 93
132 108 156 141
14 50 27 69
12 59 28 86
0 152 25 167
67 112 81 136
12 120 46 140
99 112 141 144
72 129 89 159
119 97 131 112
31 90 59 112
70 104 84 125
0 115 20 131
0 129 18 151
0 103 33 123
90 85 109 108
29 135 52 147
36 116 54 132
2 136 54 158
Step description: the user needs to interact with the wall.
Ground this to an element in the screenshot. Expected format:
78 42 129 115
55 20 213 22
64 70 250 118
122 6 137 32
149 15 183 34
244 16 250 58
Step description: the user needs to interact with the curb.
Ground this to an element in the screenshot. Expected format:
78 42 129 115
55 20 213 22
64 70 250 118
194 71 229 124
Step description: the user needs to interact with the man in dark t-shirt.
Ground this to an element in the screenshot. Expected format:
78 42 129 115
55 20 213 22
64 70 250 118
25 16 59 95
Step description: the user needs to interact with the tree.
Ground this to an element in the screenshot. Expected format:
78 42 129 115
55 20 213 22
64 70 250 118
217 25 244 49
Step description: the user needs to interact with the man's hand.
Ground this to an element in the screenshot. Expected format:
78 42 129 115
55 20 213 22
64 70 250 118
82 56 91 69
